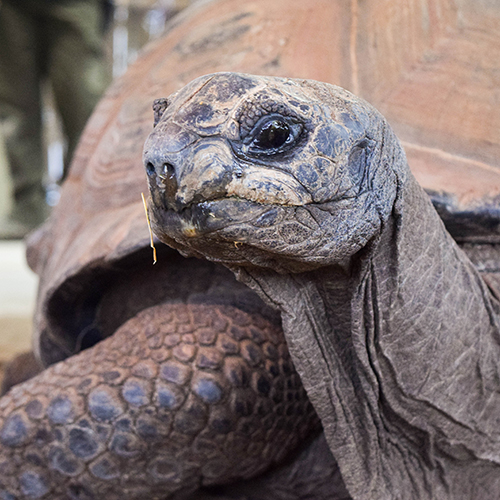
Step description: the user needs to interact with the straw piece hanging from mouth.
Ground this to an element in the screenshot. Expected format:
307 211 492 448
141 192 157 264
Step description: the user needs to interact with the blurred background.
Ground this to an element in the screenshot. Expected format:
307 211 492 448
0 0 194 386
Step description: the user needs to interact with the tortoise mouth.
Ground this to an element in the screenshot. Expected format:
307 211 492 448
40 244 280 367
148 199 337 274
150 197 274 240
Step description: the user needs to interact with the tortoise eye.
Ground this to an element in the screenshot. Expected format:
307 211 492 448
254 120 291 150
244 115 303 156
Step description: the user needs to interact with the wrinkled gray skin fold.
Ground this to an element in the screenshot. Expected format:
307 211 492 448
144 72 500 500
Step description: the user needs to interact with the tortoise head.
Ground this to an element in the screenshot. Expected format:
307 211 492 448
144 72 405 272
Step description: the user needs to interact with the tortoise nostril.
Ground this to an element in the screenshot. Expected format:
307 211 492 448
146 162 156 177
160 163 179 211
162 162 175 178
146 160 179 211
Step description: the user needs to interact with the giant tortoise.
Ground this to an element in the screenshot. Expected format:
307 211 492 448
1 0 500 499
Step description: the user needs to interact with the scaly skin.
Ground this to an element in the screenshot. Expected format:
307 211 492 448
0 302 320 499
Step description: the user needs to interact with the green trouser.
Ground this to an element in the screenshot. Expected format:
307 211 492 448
0 0 110 227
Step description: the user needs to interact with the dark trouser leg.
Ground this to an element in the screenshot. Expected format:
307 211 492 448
41 0 110 178
0 1 48 234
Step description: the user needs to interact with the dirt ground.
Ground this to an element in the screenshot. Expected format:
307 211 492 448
0 316 33 389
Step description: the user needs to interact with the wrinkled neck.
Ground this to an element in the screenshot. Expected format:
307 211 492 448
361 175 500 494
235 175 500 500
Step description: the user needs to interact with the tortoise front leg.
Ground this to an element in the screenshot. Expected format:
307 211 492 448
0 302 326 499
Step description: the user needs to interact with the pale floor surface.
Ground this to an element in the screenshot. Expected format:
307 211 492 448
0 240 37 385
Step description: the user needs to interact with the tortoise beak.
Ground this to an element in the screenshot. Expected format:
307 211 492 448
144 137 234 212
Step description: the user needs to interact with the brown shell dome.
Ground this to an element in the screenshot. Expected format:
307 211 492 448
28 0 500 364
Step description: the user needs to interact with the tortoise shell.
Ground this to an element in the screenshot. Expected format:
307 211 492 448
27 0 500 366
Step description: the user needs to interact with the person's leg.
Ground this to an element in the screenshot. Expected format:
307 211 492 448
43 0 110 178
0 1 48 237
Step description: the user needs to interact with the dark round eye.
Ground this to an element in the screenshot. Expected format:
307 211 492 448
254 120 291 150
242 115 303 156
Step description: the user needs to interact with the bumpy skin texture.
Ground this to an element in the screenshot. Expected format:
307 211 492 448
145 73 500 500
0 302 321 499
